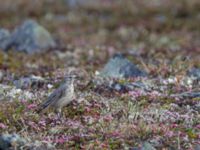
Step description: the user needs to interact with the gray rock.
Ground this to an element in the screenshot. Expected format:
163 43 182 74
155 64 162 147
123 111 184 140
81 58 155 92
65 0 100 8
141 142 156 150
100 54 147 78
187 68 200 79
65 0 78 7
129 142 156 150
108 81 151 92
108 80 127 92
172 92 200 99
129 148 140 150
126 81 151 92
0 29 10 50
14 75 45 89
0 71 4 81
194 144 200 150
28 140 56 150
194 102 200 112
0 134 26 150
7 20 55 54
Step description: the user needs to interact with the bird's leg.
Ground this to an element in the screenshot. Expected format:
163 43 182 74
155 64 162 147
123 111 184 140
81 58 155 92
56 108 62 121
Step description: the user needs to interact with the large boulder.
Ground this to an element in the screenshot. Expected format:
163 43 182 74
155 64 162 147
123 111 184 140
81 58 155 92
6 20 56 54
100 54 147 78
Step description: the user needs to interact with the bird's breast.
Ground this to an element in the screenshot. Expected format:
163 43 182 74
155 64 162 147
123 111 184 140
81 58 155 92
56 88 74 108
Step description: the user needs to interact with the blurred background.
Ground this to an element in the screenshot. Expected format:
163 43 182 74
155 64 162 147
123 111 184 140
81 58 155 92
1 0 199 48
0 0 199 77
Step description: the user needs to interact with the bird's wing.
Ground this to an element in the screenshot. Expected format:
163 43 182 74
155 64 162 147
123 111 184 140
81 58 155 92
38 85 66 111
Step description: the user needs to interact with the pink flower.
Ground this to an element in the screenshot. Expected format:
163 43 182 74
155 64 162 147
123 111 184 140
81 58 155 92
107 46 115 56
85 106 91 112
103 114 113 122
0 123 7 129
110 131 121 138
100 143 108 149
65 119 83 129
129 90 144 98
196 124 200 129
28 121 38 130
52 135 72 143
171 123 178 128
55 137 65 144
27 103 37 109
43 137 51 143
149 90 161 99
20 100 27 104
39 120 46 126
94 103 101 108
164 131 174 138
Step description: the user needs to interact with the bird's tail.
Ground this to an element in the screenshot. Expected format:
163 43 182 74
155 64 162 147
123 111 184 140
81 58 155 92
35 106 43 113
35 102 49 113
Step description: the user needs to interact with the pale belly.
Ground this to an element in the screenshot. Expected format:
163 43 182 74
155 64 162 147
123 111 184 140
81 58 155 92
55 94 74 108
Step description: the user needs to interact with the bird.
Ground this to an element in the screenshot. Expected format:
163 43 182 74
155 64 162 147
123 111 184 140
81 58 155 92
37 74 78 117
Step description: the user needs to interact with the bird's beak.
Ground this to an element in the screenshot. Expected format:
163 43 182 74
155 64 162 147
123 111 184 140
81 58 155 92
75 76 81 80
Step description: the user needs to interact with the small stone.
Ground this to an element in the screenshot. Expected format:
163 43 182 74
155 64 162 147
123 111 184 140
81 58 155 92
194 102 200 112
141 142 156 150
65 0 101 9
129 142 156 150
129 147 141 150
7 20 56 54
187 68 200 79
0 71 4 81
154 15 167 24
109 81 127 92
173 92 200 99
100 53 147 78
0 134 26 150
0 29 10 50
194 144 200 150
14 75 45 89
126 81 150 91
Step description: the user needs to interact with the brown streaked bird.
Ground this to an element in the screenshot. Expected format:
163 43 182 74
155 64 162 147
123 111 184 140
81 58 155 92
37 74 77 117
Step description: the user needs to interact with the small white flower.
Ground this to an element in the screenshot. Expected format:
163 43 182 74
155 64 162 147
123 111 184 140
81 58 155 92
47 84 53 89
95 71 100 75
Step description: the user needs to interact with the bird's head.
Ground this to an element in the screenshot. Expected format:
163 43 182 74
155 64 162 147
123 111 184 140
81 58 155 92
64 74 79 83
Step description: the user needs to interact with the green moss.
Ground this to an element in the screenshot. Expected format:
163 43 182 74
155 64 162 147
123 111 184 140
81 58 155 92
108 139 121 149
186 128 198 139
